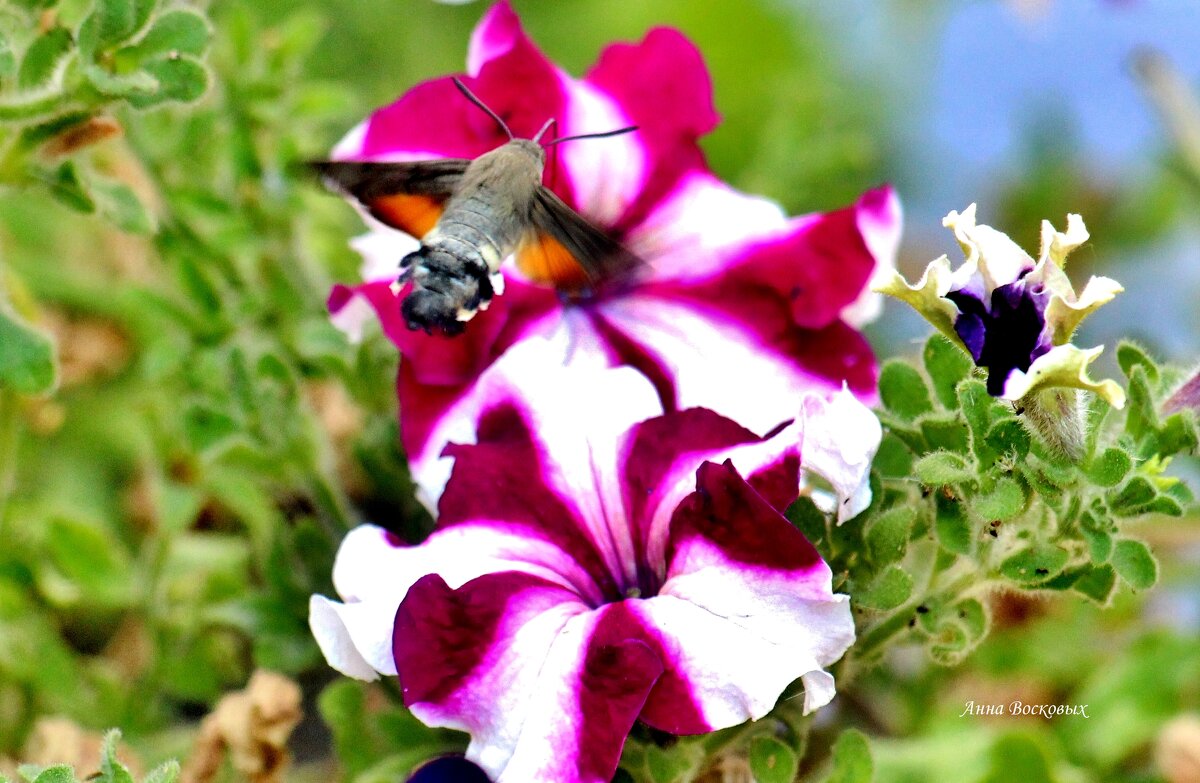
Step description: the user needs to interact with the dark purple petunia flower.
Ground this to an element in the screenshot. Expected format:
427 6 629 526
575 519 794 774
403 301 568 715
878 204 1125 408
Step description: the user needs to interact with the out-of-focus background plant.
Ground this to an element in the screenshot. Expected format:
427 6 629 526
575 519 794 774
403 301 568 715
0 0 1196 781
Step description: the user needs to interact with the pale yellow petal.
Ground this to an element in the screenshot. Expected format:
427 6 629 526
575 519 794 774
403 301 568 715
1000 344 1126 408
1038 213 1089 267
1045 275 1123 344
873 256 964 350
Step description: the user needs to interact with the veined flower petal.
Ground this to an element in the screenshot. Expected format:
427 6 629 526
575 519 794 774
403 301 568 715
874 256 964 350
943 203 1035 301
596 292 877 438
1001 343 1127 408
644 460 853 728
797 385 882 524
394 572 662 783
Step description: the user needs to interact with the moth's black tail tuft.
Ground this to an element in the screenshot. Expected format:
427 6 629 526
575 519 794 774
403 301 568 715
402 290 467 336
398 247 493 336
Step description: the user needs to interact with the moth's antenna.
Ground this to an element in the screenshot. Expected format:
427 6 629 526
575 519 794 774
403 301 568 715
452 77 513 140
532 118 556 144
544 125 638 147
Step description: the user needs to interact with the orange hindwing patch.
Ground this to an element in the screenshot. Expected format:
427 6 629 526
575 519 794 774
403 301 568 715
515 232 590 290
369 193 446 238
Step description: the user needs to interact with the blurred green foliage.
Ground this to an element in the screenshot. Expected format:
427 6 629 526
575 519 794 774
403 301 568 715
0 0 1195 781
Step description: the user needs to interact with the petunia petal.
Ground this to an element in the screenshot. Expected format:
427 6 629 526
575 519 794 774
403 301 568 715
309 594 391 680
943 204 1035 300
841 184 904 327
595 291 877 439
394 572 662 783
797 385 882 524
585 28 717 224
310 502 613 682
1000 343 1126 409
638 460 854 730
627 177 900 332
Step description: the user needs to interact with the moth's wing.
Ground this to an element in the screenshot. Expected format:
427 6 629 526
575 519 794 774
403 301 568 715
311 159 470 239
516 186 641 288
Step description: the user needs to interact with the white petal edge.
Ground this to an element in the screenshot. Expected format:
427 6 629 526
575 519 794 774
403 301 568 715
798 385 883 524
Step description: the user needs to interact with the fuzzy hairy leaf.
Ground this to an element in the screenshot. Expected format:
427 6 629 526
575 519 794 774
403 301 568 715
18 27 72 88
972 477 1025 521
923 334 972 409
1000 543 1069 585
823 729 873 783
914 451 974 486
856 564 913 611
749 737 798 783
879 360 933 420
1111 539 1157 590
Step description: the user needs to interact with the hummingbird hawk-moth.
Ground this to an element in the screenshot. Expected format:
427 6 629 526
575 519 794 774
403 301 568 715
313 78 641 336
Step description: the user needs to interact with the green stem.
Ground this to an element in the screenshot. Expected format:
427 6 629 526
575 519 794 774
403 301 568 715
0 390 20 523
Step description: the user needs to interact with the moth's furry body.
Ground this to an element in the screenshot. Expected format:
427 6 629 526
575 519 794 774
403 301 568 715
404 140 545 333
312 77 639 336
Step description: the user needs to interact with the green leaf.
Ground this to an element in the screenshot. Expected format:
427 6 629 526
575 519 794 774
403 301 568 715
824 729 873 783
879 360 932 420
1107 476 1156 515
787 496 827 546
30 767 74 783
935 493 971 555
126 55 209 108
318 681 376 777
88 174 156 233
1085 447 1132 487
18 27 72 89
0 31 19 79
1116 341 1159 384
957 379 997 463
1158 411 1199 457
872 433 914 479
645 743 704 783
1125 366 1158 442
923 334 972 409
98 732 136 783
1111 539 1157 590
1147 495 1184 516
0 301 56 395
141 761 181 783
42 516 136 609
183 404 239 452
78 0 156 59
914 451 974 486
1072 564 1118 604
83 64 158 98
856 564 913 611
919 413 970 452
982 734 1055 783
865 506 913 565
45 161 96 212
1000 543 1069 585
953 597 988 639
971 477 1025 521
1080 516 1113 563
120 10 210 62
749 737 798 783
984 416 1031 460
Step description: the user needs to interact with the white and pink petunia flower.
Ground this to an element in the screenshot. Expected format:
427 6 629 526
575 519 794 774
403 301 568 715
310 343 881 783
326 1 902 509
